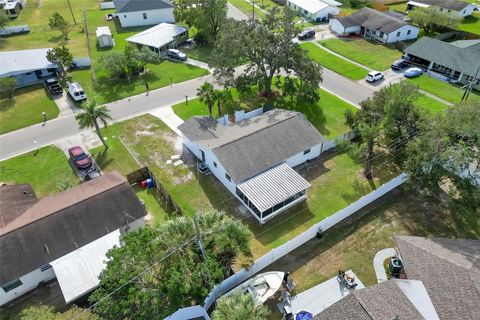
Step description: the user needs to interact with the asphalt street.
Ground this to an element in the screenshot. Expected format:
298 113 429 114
0 67 372 160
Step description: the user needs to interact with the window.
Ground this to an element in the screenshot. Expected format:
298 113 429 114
41 264 52 272
213 161 217 168
303 149 311 155
463 9 466 13
124 14 127 18
2 279 23 293
143 13 147 19
396 31 401 37
379 32 384 37
407 30 411 35
225 173 231 182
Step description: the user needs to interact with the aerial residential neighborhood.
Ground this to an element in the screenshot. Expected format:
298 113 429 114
0 0 478 318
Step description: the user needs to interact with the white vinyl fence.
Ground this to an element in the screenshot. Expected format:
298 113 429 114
203 172 408 310
322 131 356 152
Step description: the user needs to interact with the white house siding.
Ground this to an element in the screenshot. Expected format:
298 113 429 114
385 25 419 43
329 19 345 34
0 266 56 306
117 8 174 27
285 143 322 168
313 6 340 21
457 4 475 17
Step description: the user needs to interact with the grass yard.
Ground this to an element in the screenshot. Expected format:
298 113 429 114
173 86 357 140
301 42 367 80
135 187 169 223
262 189 479 298
0 145 78 197
229 0 267 19
184 45 214 64
319 38 403 71
458 12 480 35
407 75 480 105
386 2 407 12
0 84 59 134
415 94 449 114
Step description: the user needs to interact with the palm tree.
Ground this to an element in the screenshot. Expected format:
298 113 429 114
214 89 226 116
75 100 112 148
211 292 269 320
197 82 215 115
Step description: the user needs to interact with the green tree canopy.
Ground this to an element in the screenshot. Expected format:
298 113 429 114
173 0 227 43
409 6 460 34
404 101 480 209
197 81 216 115
210 8 322 99
48 12 70 40
211 292 270 320
46 46 73 77
90 210 252 319
0 77 16 99
75 100 112 148
0 10 9 30
99 45 158 80
20 305 101 320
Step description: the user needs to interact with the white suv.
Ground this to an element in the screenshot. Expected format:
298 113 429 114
365 71 384 83
66 81 87 102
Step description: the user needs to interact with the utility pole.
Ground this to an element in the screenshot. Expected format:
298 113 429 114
194 214 207 260
67 0 76 25
252 0 255 21
461 64 480 103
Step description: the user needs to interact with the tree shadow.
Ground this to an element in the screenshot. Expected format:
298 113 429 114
0 97 16 112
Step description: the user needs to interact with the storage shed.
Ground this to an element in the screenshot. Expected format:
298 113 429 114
96 26 115 48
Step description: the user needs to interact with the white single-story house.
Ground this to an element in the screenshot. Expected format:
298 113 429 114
0 0 23 18
179 108 326 223
113 0 174 28
404 37 480 89
0 48 59 88
126 23 188 58
287 0 341 22
0 172 147 306
406 0 476 18
96 26 115 48
329 7 419 43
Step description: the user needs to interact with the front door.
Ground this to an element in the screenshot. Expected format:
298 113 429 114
200 150 205 162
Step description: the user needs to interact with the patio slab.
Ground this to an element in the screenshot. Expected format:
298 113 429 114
277 270 365 316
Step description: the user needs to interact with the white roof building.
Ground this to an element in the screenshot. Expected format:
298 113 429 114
126 23 188 52
0 48 57 78
287 0 341 22
96 26 112 37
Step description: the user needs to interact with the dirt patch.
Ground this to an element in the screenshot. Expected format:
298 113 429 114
135 130 155 137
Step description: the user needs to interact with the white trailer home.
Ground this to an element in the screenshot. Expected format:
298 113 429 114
113 0 174 27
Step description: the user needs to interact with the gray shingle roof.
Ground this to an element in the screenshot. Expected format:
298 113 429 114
395 236 480 320
113 0 172 13
450 39 480 50
336 7 409 33
178 109 325 182
405 37 480 77
411 0 471 11
314 280 425 320
0 172 147 285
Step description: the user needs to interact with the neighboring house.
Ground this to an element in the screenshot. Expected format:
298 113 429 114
404 37 480 89
329 7 419 43
406 0 476 18
126 23 188 58
96 26 115 48
113 0 174 28
0 48 59 88
0 172 147 306
165 306 211 320
314 235 480 320
0 0 23 18
286 0 341 22
178 108 326 223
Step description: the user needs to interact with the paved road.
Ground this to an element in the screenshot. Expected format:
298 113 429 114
227 2 249 20
0 67 371 160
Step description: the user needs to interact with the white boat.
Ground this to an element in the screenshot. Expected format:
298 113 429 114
221 271 284 306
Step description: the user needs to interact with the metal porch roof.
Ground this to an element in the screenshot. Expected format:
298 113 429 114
237 163 310 213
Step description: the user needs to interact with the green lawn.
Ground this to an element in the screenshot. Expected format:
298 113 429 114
407 75 480 105
184 45 214 64
135 187 169 223
301 42 367 80
319 38 403 71
386 2 407 12
415 94 449 114
89 137 140 177
458 12 480 35
0 145 78 197
0 85 59 134
173 87 357 140
229 0 266 19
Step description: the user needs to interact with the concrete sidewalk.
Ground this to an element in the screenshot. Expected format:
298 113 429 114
148 106 184 136
373 248 397 283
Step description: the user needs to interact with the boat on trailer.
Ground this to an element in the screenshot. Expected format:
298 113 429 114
221 271 285 306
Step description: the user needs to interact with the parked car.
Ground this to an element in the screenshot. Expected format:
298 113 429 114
84 167 101 181
45 78 63 95
298 29 315 40
404 67 423 78
391 59 407 71
68 146 92 169
365 71 384 83
167 49 187 61
66 81 87 102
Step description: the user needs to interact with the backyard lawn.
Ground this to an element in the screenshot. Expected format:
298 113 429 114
301 42 367 80
458 12 480 35
184 45 214 64
319 38 403 71
407 75 480 105
0 85 59 134
173 86 357 140
415 94 449 113
229 0 267 19
0 145 78 197
263 188 479 297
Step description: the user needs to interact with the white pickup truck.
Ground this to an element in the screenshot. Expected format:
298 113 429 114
66 81 87 102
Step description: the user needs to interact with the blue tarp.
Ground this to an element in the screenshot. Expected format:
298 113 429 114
296 311 313 320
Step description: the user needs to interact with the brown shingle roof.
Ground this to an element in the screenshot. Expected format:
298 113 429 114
0 172 147 285
395 236 480 320
0 184 38 229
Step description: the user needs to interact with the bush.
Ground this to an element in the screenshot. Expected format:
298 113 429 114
0 78 16 99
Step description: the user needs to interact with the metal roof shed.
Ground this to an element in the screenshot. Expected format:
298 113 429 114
236 163 311 223
96 26 114 48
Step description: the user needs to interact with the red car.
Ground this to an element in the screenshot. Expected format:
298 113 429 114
68 146 92 169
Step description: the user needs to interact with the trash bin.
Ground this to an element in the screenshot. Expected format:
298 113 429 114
146 178 154 188
141 180 147 189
